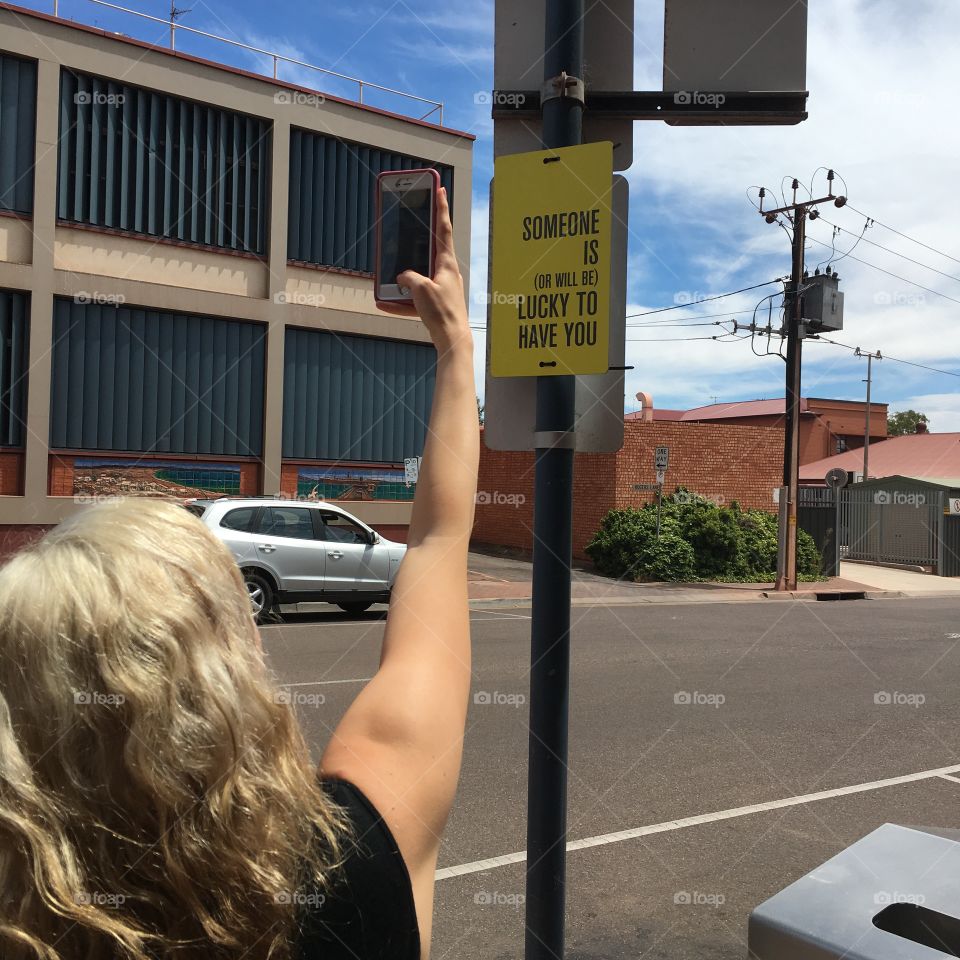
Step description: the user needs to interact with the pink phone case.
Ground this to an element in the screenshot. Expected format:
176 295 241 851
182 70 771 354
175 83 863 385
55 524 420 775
374 168 441 308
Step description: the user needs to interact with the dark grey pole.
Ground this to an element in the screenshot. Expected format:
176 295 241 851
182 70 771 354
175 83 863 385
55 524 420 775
524 0 584 957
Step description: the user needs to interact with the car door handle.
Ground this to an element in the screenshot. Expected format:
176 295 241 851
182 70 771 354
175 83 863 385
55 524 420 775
257 544 276 553
328 551 343 559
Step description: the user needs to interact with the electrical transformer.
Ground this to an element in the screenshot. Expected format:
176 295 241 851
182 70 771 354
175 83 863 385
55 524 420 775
784 270 844 335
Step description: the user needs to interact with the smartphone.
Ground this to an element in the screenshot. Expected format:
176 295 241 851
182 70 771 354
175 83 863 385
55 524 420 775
375 168 440 305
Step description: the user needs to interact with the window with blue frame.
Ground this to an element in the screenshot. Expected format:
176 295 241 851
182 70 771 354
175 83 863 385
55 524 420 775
57 68 270 254
0 53 37 215
283 326 435 463
287 129 454 272
51 298 265 457
0 289 29 447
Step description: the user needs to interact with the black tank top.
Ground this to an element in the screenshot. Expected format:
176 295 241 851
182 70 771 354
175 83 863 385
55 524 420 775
293 777 421 960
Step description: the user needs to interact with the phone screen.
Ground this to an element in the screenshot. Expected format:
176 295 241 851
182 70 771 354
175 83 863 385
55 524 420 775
379 185 433 285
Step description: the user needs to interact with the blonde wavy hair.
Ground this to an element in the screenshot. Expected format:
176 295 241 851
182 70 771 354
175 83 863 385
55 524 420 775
0 498 345 959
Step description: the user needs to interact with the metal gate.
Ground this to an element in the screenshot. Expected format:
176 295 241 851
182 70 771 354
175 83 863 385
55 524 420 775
798 486 839 577
839 485 943 568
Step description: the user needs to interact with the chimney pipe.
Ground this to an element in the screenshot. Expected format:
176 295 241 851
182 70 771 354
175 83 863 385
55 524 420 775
635 391 654 423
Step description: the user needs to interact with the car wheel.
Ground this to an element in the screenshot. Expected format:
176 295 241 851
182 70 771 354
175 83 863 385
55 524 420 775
244 570 276 624
337 601 373 615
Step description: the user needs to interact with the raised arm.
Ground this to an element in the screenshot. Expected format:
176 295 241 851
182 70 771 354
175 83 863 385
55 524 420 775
320 187 478 957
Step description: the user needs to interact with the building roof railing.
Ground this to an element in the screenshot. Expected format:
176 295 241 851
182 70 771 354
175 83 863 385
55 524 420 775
49 0 444 124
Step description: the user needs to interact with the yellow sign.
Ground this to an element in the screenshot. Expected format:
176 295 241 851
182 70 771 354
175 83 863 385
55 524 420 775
490 142 613 377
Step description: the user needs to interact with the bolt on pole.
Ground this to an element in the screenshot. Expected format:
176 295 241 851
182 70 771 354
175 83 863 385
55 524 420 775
524 0 584 957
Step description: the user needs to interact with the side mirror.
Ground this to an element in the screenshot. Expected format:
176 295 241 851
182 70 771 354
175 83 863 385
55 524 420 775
368 530 380 545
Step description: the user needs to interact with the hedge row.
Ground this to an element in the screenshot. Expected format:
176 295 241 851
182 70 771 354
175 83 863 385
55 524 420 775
585 492 822 582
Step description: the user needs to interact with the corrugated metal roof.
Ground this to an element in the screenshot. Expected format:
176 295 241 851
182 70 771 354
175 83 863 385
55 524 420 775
799 433 960 484
680 398 809 420
625 409 685 421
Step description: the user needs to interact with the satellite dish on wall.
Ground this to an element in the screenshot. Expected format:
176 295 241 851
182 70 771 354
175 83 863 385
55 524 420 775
825 467 849 490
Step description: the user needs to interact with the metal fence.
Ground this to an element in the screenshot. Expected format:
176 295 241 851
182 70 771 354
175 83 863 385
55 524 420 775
839 485 943 568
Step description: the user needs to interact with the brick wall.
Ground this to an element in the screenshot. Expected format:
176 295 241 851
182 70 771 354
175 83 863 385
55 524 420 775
0 450 24 496
472 443 619 559
0 525 51 562
473 421 784 560
614 421 783 513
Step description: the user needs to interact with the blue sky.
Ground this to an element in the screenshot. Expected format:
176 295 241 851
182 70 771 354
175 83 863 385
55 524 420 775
25 0 960 430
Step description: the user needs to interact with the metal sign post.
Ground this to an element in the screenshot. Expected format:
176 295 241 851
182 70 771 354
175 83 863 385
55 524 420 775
486 2 810 956
523 3 584 958
654 447 668 538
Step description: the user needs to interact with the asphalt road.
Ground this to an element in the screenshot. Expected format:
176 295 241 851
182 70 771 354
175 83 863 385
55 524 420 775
260 597 960 960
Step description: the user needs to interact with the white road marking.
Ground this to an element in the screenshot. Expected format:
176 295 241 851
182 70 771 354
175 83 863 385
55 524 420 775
436 762 960 881
279 678 371 687
939 773 960 785
470 615 532 622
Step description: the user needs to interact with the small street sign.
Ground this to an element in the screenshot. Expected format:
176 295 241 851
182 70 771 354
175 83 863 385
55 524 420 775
490 142 613 377
655 445 670 470
633 482 659 492
656 468 666 486
403 457 421 485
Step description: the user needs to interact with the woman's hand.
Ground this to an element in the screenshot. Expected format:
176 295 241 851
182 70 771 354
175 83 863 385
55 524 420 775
378 187 472 357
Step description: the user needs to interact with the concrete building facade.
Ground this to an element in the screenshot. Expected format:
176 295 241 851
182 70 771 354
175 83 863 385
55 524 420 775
0 3 473 556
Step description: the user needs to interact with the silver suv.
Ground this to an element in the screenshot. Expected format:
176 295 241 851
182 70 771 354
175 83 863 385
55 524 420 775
184 498 407 622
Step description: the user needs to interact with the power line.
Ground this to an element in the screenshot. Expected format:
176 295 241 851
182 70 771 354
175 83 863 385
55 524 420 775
625 332 748 343
805 235 960 306
810 335 960 380
814 214 960 284
844 202 960 268
626 309 756 327
625 277 786 318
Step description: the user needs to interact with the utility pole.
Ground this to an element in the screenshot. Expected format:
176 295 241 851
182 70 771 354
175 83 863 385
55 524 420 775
856 347 882 480
525 1 582 958
759 173 846 591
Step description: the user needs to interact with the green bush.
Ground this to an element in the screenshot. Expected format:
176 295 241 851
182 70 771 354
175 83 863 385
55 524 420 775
585 492 822 583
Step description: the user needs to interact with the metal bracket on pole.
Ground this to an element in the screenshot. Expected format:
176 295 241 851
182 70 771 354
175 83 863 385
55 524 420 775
540 71 585 106
533 430 577 450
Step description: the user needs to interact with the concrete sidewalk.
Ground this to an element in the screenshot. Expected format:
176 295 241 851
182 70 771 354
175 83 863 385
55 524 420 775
466 551 960 606
840 561 960 597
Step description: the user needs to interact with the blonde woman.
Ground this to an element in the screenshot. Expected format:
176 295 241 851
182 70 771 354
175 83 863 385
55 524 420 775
0 186 478 960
